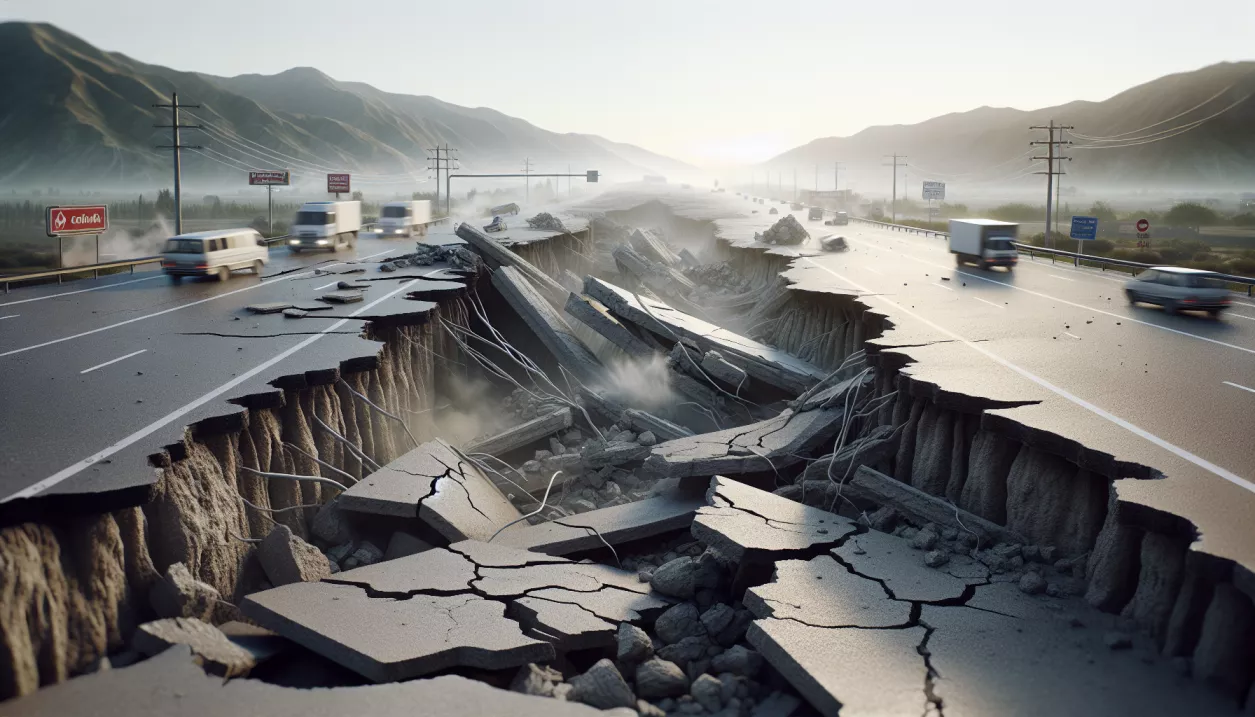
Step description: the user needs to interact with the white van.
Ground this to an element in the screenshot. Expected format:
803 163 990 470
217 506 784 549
161 229 269 282
288 201 362 252
375 200 433 237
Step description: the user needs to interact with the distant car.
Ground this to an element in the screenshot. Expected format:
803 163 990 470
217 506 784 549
1124 267 1231 317
820 234 848 252
768 207 779 215
162 229 267 282
808 208 824 221
484 216 507 233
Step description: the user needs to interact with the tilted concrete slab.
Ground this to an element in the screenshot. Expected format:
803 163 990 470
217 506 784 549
463 407 573 457
446 539 573 568
584 276 826 395
692 477 858 563
493 266 604 383
745 555 911 628
629 227 683 267
338 439 523 543
525 586 671 623
2 645 621 717
455 221 569 299
472 559 652 599
324 545 479 595
497 482 706 556
565 293 660 359
612 243 697 301
833 529 972 603
746 619 930 717
242 581 553 683
510 596 618 652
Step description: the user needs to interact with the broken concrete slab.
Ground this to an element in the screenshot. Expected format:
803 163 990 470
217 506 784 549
325 545 478 595
131 618 256 677
565 293 659 359
644 403 846 481
383 531 433 561
745 555 911 628
619 408 694 441
510 596 617 652
493 266 604 383
338 439 522 543
472 558 651 600
585 276 826 395
582 440 651 469
841 465 1027 546
319 290 364 304
613 243 697 300
701 350 748 387
464 407 573 457
629 227 683 267
524 587 671 624
456 221 569 303
243 580 554 683
796 424 900 484
246 302 293 314
496 483 706 556
149 562 219 621
282 308 308 318
446 539 572 568
833 529 972 603
747 618 929 717
3 645 625 717
692 477 857 564
259 524 333 587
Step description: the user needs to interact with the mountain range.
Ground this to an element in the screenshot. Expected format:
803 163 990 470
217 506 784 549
0 22 694 192
765 62 1255 190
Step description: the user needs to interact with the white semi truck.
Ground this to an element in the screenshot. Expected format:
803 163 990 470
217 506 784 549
288 201 362 252
948 218 1019 270
374 200 434 237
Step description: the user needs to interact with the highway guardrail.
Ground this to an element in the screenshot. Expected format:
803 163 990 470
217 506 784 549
1 256 162 293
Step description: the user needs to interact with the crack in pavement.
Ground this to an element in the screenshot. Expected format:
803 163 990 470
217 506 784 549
917 620 944 717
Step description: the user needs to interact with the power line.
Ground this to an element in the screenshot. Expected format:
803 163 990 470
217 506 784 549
153 91 201 235
1068 93 1250 149
1030 121 1072 246
906 147 1039 179
1068 84 1235 140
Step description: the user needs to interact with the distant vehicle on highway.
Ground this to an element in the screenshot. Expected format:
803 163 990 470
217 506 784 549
484 215 508 233
491 203 521 216
288 201 361 252
162 228 268 282
824 211 849 226
1124 267 1232 317
791 203 804 211
373 200 433 237
949 218 1018 270
808 208 824 221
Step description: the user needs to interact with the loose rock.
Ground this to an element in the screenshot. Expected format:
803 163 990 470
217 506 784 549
510 662 563 697
149 562 220 621
1018 571 1047 595
655 603 705 645
700 603 736 636
636 658 689 699
617 623 654 664
259 525 332 587
652 557 699 599
924 550 951 568
710 645 763 677
690 674 724 712
569 658 636 710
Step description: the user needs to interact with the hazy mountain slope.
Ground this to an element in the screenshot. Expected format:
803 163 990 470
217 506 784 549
767 62 1255 189
0 22 691 190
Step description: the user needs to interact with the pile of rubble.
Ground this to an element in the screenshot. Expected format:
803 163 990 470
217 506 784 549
401 242 481 270
753 215 808 246
526 213 568 232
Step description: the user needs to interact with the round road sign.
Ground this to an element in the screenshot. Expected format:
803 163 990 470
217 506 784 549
1136 218 1150 233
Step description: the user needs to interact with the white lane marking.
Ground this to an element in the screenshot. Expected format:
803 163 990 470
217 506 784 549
0 249 397 360
1224 381 1255 394
8 276 421 502
1063 332 1082 340
1047 274 1075 282
1230 313 1255 321
0 275 162 308
80 349 147 375
315 280 341 290
0 314 19 320
933 282 954 292
859 240 1255 356
862 267 884 276
972 297 1005 310
803 257 1251 493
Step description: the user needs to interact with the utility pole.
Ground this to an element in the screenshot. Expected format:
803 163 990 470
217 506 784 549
883 154 907 222
1031 121 1073 247
522 157 533 203
153 92 201 235
834 161 845 192
427 145 460 210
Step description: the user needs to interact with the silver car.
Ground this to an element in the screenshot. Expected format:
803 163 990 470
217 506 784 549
1124 266 1232 317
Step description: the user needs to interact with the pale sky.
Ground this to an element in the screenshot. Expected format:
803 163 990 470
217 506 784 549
4 0 1253 166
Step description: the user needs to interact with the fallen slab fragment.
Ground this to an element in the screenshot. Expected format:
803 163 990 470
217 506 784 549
701 350 748 387
833 529 971 603
472 558 652 599
585 277 825 395
613 243 696 299
246 302 293 314
560 269 585 293
619 409 694 441
843 465 1026 546
497 483 706 556
320 290 364 304
243 581 553 683
747 618 929 717
5 645 627 717
629 227 683 267
446 539 573 568
644 403 846 481
565 293 660 359
456 221 568 303
259 524 333 587
582 440 651 469
325 545 479 595
510 596 618 651
338 439 522 543
525 587 671 624
464 407 573 457
282 308 308 318
131 618 256 677
337 280 369 290
493 266 604 383
693 477 858 564
292 302 336 311
796 424 900 483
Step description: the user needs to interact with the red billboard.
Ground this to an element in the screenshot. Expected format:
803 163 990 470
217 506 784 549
249 170 291 186
46 205 109 237
327 173 351 194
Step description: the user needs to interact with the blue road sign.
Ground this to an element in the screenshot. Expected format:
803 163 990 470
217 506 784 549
1070 216 1098 241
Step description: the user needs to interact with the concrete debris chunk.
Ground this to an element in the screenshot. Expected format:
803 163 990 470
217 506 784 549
493 266 603 382
464 407 573 457
655 603 705 645
700 350 748 387
629 227 683 267
759 215 809 246
281 308 308 318
243 580 553 683
582 440 650 469
565 293 659 359
312 498 351 544
511 662 564 697
569 658 637 710
617 623 654 664
131 618 256 677
259 524 333 587
320 290 364 304
526 212 567 232
339 439 522 543
246 302 292 314
351 541 384 566
691 477 857 565
613 243 697 300
689 673 724 712
337 280 368 290
745 555 909 628
636 658 690 699
510 596 617 652
456 221 568 303
149 562 220 621
620 409 695 442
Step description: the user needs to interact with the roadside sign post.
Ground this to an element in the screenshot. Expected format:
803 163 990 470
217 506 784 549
327 173 351 199
248 171 290 237
922 181 945 222
46 205 109 277
1069 215 1098 266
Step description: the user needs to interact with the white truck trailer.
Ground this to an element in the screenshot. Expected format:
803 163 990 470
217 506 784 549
375 200 434 237
948 218 1019 270
288 201 362 252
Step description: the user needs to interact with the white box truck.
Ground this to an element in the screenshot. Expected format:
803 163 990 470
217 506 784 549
288 201 361 252
374 200 433 237
949 219 1019 270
